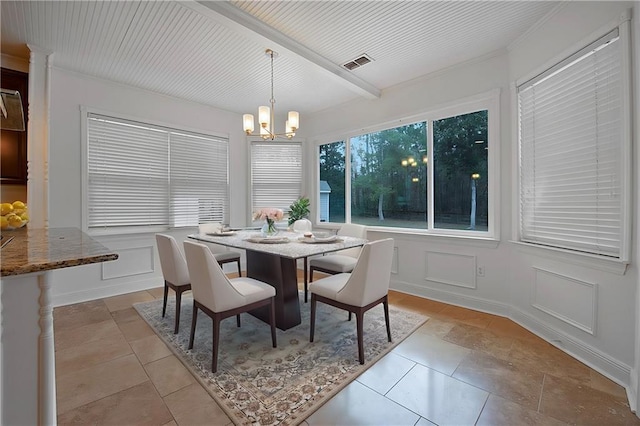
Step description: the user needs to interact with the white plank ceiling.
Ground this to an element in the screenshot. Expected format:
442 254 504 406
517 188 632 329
1 0 560 120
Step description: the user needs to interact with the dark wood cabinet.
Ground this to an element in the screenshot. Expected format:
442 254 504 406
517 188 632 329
1 68 28 184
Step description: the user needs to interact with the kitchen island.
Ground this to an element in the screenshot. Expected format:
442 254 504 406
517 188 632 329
1 227 118 425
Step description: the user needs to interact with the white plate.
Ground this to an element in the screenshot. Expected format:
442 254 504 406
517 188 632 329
245 236 290 244
206 230 235 236
313 234 337 242
298 236 341 244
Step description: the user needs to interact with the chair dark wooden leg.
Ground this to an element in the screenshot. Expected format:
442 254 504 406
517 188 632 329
310 295 317 342
236 259 242 277
174 288 183 334
162 281 169 317
348 311 352 321
212 315 221 373
383 297 392 342
309 267 314 283
303 257 308 303
236 314 241 327
188 303 198 349
270 298 277 348
356 311 365 364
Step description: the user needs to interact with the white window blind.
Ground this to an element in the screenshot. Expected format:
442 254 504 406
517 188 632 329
251 141 302 212
87 113 228 230
170 132 229 227
518 28 624 258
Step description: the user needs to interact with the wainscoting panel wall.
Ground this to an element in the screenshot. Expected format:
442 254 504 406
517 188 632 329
102 245 155 280
391 246 399 274
424 250 476 289
531 267 597 335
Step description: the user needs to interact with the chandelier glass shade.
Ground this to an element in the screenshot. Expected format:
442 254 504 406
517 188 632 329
243 49 299 140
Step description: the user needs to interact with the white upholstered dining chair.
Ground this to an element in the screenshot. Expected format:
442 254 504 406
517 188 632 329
308 223 367 285
183 240 277 373
156 233 244 334
155 234 193 334
309 238 394 364
198 223 242 276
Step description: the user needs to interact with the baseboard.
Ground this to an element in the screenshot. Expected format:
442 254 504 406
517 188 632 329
390 278 632 391
510 309 632 388
53 276 164 307
629 367 638 413
391 279 511 317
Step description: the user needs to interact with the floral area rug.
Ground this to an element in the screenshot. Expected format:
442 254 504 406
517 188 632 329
134 292 428 426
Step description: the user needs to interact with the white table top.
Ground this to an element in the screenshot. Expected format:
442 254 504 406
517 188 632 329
188 230 367 260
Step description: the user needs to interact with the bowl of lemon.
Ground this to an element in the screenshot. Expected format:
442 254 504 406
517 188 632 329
1 201 29 230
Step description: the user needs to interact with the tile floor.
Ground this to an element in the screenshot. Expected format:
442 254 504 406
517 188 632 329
54 274 640 426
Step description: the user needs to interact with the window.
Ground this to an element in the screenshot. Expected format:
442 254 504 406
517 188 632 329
319 141 346 222
317 92 496 236
518 25 631 260
250 141 302 218
85 112 229 232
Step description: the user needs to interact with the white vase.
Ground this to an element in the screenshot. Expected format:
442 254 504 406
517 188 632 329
292 218 312 233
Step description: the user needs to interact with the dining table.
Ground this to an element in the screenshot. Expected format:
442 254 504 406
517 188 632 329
188 229 367 330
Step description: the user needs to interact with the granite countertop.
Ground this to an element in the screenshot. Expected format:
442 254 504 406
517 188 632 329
189 230 367 259
0 227 118 277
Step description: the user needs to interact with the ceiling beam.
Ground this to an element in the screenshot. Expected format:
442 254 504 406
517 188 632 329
187 0 381 100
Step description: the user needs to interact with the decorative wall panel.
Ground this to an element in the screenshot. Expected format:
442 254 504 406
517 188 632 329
531 267 597 335
425 251 476 289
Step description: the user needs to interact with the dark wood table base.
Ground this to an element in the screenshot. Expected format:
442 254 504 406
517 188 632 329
245 249 301 330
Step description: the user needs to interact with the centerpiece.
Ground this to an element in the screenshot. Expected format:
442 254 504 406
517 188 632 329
253 207 284 237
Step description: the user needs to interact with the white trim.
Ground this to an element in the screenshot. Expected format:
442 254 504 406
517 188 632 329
80 107 230 234
515 16 632 263
80 105 230 141
312 89 500 239
618 18 633 264
367 227 500 249
390 279 632 389
510 241 629 276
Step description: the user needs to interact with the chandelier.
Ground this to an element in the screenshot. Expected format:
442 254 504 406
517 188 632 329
243 49 299 140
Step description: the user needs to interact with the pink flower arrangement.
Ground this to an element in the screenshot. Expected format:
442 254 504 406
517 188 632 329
253 208 283 236
252 208 284 222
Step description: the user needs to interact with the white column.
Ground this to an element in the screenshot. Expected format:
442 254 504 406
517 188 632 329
26 45 52 229
38 274 56 425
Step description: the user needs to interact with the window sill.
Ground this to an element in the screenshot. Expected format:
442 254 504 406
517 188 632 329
509 240 629 276
365 227 500 249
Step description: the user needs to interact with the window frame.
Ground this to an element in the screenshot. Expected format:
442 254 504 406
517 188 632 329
313 89 501 241
513 17 632 267
81 106 230 235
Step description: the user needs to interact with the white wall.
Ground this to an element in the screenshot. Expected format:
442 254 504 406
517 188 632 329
47 69 250 305
304 1 638 393
40 0 638 401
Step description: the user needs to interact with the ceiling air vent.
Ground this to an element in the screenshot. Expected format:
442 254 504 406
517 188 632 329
342 54 373 71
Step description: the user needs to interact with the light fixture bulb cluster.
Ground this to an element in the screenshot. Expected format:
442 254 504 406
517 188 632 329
243 49 299 140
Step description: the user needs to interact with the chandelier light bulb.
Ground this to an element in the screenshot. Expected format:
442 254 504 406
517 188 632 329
288 111 299 131
243 114 254 134
258 106 270 128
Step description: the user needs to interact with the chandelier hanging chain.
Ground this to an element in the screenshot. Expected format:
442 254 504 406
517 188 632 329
268 49 276 134
269 49 276 105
